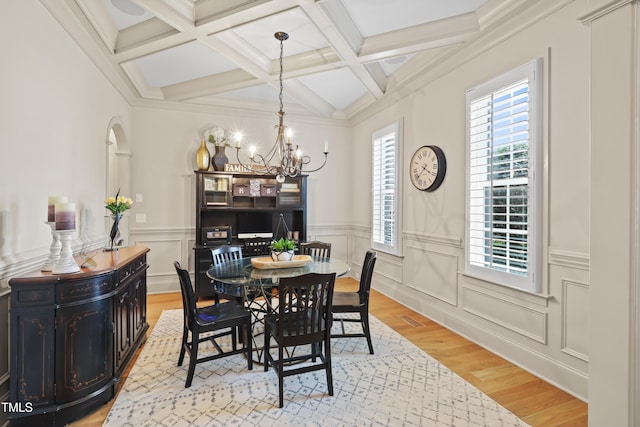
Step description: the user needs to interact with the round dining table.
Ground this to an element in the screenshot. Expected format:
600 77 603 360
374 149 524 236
206 255 350 288
206 255 350 363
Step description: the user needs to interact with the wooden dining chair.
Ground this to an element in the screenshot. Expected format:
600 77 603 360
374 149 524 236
299 240 332 258
210 245 245 304
263 272 336 407
331 250 377 354
173 261 252 388
242 238 272 256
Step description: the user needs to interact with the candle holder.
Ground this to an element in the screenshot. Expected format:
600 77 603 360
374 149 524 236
52 229 80 274
42 222 61 272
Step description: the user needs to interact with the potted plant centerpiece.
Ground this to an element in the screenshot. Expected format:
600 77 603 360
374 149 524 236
270 237 296 262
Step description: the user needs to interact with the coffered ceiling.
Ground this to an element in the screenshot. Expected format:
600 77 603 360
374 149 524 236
43 0 535 120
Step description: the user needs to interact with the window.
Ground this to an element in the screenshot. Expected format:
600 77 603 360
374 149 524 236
372 122 402 255
466 60 542 292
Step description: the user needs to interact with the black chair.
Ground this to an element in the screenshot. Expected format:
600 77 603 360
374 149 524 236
242 238 272 256
173 261 252 388
331 250 377 354
264 272 336 408
210 245 245 304
299 240 332 258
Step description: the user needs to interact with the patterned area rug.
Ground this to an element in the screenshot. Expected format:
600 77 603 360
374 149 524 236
104 309 529 427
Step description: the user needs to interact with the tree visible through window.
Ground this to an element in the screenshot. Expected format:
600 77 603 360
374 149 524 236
372 122 401 255
466 60 541 292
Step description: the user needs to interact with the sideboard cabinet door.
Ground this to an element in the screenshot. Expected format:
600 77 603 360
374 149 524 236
10 307 55 409
114 283 133 373
55 297 113 402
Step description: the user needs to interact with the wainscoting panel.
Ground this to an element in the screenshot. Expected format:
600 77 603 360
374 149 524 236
463 286 547 344
306 226 351 267
351 228 403 285
562 279 589 361
405 244 458 306
133 238 183 294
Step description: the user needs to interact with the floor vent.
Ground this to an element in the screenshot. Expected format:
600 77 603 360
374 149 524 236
398 315 422 327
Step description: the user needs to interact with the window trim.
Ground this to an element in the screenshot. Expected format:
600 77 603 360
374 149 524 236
371 121 403 256
465 59 542 293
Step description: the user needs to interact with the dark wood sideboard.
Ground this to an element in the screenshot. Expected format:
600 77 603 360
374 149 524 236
8 246 150 426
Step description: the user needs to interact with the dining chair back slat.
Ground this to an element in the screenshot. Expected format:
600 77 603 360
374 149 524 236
242 238 272 256
299 241 331 258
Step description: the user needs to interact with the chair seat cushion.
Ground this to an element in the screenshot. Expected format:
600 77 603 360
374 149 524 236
332 291 361 308
196 301 248 325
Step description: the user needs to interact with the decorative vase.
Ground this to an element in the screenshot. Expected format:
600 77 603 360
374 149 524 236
196 140 210 171
105 214 129 250
212 145 229 171
271 250 294 262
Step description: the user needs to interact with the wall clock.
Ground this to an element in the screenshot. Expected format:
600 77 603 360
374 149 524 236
409 145 447 191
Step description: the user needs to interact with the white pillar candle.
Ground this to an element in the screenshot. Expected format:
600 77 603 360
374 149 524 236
48 196 68 222
55 202 76 230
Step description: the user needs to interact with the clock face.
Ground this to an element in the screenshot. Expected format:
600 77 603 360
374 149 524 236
409 145 447 191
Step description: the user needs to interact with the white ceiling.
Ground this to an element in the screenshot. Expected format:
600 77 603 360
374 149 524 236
44 0 534 120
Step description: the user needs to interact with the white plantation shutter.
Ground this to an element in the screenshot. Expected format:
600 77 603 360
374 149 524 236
466 60 541 292
372 123 401 255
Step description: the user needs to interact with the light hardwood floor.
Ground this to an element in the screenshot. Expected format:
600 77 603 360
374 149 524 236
70 278 588 426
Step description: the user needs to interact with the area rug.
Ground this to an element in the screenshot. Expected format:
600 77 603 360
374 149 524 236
104 309 529 427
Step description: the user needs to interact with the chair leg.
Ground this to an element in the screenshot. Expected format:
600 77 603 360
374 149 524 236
178 325 188 366
278 343 285 408
325 335 334 396
264 324 271 372
361 311 374 355
185 330 199 388
231 326 237 351
246 318 253 371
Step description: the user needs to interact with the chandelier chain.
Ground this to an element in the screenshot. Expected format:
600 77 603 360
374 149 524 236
279 37 284 113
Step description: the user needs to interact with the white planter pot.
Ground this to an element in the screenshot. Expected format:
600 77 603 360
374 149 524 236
271 250 294 262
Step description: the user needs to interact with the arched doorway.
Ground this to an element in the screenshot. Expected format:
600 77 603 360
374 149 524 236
105 116 131 199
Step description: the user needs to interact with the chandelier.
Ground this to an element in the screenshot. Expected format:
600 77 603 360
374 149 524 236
234 31 328 183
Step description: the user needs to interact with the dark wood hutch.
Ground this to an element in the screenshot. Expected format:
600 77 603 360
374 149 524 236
194 171 307 298
8 246 149 426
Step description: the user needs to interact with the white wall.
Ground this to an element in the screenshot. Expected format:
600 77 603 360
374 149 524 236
0 2 134 263
350 0 591 400
587 0 637 424
0 1 134 423
126 105 351 292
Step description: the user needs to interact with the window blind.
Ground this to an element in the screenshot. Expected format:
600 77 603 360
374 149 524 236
468 79 530 277
372 131 396 247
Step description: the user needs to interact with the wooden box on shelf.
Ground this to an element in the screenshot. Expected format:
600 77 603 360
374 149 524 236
233 184 250 196
260 184 277 197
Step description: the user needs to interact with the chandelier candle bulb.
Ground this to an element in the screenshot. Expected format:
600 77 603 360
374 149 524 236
324 140 329 154
47 196 68 222
55 202 76 230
